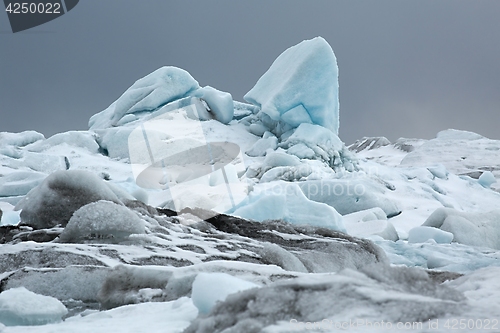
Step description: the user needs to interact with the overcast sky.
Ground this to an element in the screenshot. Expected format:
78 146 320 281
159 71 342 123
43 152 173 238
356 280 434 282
1 0 499 144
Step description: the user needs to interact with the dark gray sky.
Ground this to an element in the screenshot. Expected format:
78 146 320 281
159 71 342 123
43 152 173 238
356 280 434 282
1 1 499 144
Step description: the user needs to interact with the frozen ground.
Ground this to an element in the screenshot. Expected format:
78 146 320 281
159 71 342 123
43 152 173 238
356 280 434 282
1 37 500 332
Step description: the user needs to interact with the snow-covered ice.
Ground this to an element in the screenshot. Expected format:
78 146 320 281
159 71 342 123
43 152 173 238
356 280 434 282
60 200 145 243
190 86 234 124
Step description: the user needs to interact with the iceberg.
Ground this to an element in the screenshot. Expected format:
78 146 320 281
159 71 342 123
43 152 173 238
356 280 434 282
89 66 200 129
244 37 339 135
231 181 346 232
0 287 67 326
478 171 496 188
189 86 234 124
298 179 401 217
0 209 20 226
280 123 355 169
191 272 258 315
408 226 454 244
423 208 500 249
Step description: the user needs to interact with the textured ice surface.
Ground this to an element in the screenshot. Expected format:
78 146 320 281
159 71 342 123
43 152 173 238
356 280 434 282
185 265 464 333
348 136 391 153
0 287 67 326
5 266 109 303
0 150 67 176
97 262 294 310
0 208 387 308
436 129 484 140
427 164 449 180
245 37 339 134
15 170 123 229
60 200 145 243
445 266 500 321
94 127 135 159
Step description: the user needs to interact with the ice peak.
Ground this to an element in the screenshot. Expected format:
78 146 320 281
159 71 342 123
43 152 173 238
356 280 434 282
88 66 234 130
244 37 340 135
